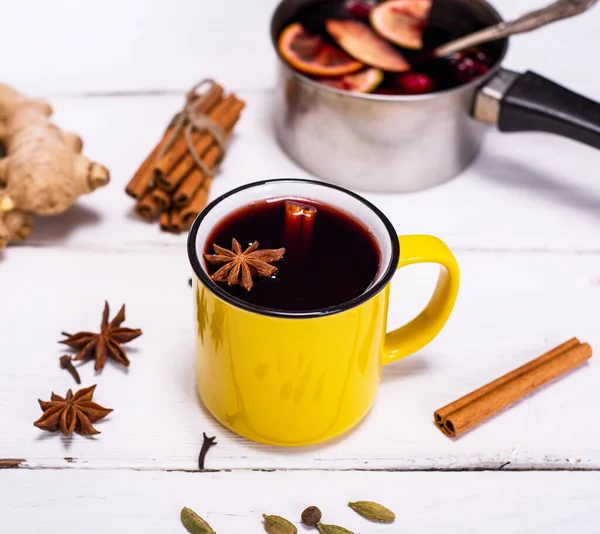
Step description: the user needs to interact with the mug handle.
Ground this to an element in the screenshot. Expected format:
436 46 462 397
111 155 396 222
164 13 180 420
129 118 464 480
383 235 460 365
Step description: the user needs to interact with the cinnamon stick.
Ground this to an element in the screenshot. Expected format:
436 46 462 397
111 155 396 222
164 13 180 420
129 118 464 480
170 100 245 203
284 200 317 259
151 188 171 210
125 87 220 199
125 126 174 199
181 184 211 229
155 94 234 190
135 190 160 221
434 338 592 438
0 459 25 469
159 210 171 232
171 151 217 208
169 209 183 233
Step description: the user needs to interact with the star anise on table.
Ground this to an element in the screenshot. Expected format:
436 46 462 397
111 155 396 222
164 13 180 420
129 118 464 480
33 385 113 436
60 302 142 371
203 238 285 291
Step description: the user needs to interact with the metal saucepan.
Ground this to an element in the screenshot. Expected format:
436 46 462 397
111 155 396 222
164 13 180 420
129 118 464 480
270 0 600 193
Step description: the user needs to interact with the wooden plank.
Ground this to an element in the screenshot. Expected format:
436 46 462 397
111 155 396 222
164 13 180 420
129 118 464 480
1 470 599 533
11 91 600 252
0 0 598 96
0 247 598 470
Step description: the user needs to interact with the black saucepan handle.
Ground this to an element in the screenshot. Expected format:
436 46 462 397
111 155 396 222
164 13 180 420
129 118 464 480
474 69 600 150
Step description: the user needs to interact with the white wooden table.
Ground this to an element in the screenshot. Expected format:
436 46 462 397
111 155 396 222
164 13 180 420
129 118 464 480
1 1 600 532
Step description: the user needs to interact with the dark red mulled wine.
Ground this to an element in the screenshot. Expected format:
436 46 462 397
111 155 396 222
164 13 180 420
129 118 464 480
204 198 381 311
277 0 500 95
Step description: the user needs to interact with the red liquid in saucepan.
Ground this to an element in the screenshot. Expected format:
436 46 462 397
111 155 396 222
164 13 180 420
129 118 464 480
278 0 498 95
204 199 381 312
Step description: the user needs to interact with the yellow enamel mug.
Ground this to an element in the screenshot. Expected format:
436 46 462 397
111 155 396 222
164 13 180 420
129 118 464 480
188 179 459 446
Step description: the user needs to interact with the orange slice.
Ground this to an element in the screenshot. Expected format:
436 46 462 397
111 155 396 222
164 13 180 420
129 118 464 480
278 22 365 77
319 68 384 93
326 19 410 73
370 0 432 50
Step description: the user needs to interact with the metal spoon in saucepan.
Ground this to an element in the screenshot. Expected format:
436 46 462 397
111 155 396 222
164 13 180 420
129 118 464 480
432 0 598 58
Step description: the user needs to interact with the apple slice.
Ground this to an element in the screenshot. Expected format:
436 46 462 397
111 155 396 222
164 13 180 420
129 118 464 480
370 0 432 50
326 19 410 72
318 68 384 93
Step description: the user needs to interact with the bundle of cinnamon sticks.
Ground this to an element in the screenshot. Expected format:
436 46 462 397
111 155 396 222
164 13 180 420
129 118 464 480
125 80 245 233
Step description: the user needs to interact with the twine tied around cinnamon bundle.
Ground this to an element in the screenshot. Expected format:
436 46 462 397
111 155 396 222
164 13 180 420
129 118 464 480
156 79 227 179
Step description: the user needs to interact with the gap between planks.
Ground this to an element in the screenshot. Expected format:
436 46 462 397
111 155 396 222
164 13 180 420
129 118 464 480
3 464 600 473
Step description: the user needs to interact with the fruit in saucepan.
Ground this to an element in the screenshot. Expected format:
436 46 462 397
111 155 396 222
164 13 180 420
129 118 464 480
449 52 490 84
345 0 374 20
326 19 410 72
319 68 384 93
278 22 364 77
394 71 435 94
370 0 432 50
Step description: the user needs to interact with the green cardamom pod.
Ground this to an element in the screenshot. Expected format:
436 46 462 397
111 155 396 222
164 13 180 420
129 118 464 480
263 513 298 534
181 507 216 534
317 522 355 534
348 501 395 523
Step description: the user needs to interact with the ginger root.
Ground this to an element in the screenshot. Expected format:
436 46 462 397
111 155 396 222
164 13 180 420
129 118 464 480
0 83 109 251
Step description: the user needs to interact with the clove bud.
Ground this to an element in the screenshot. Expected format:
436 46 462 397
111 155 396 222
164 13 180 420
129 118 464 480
348 500 395 523
263 513 298 534
59 355 81 384
181 507 216 534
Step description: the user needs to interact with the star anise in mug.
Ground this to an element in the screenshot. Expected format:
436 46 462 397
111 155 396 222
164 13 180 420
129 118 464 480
203 238 285 291
60 301 142 371
33 385 112 436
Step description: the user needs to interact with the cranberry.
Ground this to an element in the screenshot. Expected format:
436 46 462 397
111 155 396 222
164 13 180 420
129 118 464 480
345 0 372 20
395 72 436 95
454 57 489 83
